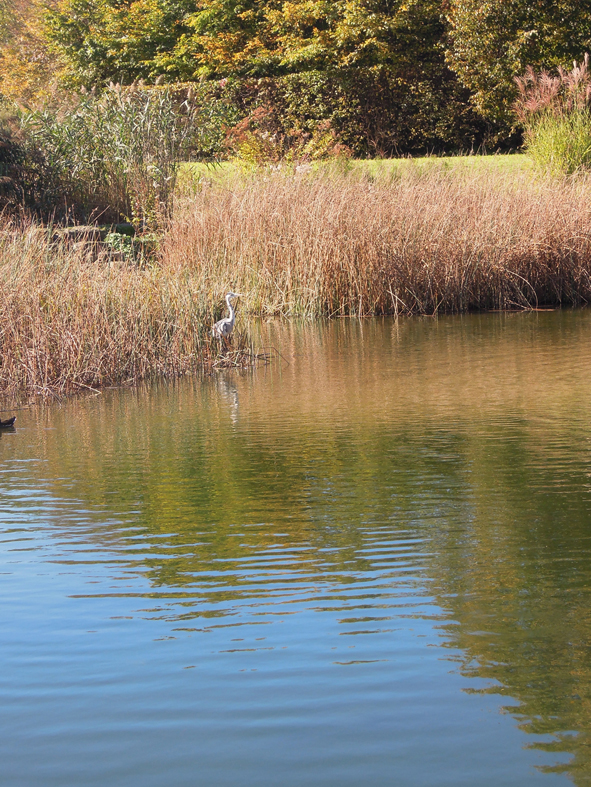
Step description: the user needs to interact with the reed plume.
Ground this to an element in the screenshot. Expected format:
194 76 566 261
515 55 591 174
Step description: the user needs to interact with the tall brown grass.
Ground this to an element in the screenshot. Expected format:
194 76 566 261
164 166 591 316
4 164 591 396
0 221 223 397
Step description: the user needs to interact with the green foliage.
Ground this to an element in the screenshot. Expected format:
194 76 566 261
103 230 161 264
515 56 591 174
19 0 591 161
45 0 451 83
525 111 591 175
218 69 491 158
446 0 591 128
44 0 195 87
19 84 199 225
182 79 244 158
0 101 56 211
226 108 347 164
176 0 447 78
41 0 504 154
0 0 58 105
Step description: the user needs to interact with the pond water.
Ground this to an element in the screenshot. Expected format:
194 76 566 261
3 311 591 786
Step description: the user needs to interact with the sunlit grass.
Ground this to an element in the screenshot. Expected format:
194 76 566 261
2 157 591 396
167 162 590 318
0 222 250 397
179 153 531 188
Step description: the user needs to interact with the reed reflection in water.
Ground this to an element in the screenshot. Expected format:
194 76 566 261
2 311 591 786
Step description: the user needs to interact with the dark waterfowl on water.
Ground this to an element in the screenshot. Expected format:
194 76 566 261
0 416 16 427
212 292 243 340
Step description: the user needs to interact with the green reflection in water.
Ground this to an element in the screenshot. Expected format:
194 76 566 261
8 308 591 782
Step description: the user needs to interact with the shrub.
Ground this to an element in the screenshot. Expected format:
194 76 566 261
0 103 54 212
19 85 200 227
515 55 591 174
103 230 160 266
185 69 498 161
225 107 348 165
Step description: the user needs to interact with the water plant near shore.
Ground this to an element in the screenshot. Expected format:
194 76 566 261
4 163 591 396
164 165 591 316
0 220 255 396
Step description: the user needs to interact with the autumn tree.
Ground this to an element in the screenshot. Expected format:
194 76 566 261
446 0 591 124
40 0 493 154
44 0 450 84
43 0 196 86
0 0 58 104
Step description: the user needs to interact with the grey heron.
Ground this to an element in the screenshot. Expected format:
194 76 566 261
212 292 243 340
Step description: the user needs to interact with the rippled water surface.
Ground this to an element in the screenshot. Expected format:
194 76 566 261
4 311 591 786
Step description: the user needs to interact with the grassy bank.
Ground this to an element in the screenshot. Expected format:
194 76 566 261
2 159 591 395
168 162 591 316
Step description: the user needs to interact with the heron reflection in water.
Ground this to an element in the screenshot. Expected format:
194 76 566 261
212 292 243 340
217 376 239 425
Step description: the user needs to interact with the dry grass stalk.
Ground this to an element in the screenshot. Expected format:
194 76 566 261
0 220 252 396
515 54 591 121
4 165 591 397
211 329 274 368
164 167 591 317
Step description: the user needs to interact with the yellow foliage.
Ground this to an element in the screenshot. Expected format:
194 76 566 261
0 0 59 106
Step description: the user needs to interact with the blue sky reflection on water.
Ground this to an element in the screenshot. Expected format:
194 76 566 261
2 311 590 786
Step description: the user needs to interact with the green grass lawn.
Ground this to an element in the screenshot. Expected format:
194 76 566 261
347 153 530 176
178 153 531 193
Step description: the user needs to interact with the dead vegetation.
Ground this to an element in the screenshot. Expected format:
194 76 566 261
164 166 591 316
0 220 257 396
3 164 591 395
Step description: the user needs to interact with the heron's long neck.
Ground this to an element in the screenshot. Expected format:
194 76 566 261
226 295 235 323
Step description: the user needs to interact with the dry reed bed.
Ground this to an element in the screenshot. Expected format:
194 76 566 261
3 167 591 396
0 225 220 396
164 168 591 316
